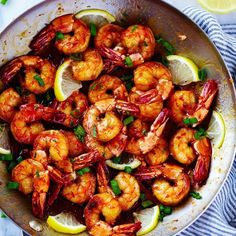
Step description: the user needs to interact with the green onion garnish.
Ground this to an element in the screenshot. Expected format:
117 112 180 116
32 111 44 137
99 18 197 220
142 129 147 136
92 126 97 138
55 31 64 40
123 116 134 126
89 82 98 91
131 25 138 32
110 179 121 195
69 53 82 61
155 35 175 55
140 193 146 201
7 161 17 172
16 156 23 163
35 170 40 178
124 166 132 174
74 125 86 142
190 191 202 199
1 213 7 218
198 68 207 81
183 117 198 126
34 75 45 87
124 56 133 67
112 156 121 164
77 167 91 176
0 0 8 5
159 205 173 221
143 41 148 47
0 153 13 161
90 23 97 36
141 200 153 208
70 109 80 118
7 181 19 190
194 128 207 140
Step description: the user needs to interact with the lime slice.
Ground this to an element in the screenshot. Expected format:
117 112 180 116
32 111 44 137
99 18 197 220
75 9 116 27
197 0 236 14
167 55 200 86
47 212 86 234
54 60 82 102
105 158 141 170
206 111 226 148
133 206 160 236
0 124 10 154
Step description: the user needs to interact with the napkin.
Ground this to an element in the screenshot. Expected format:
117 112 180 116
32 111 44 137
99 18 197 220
180 7 236 236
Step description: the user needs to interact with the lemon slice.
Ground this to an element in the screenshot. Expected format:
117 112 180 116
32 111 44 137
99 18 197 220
0 124 10 154
167 55 200 86
75 9 116 27
206 111 226 148
47 212 86 234
197 0 236 14
105 158 141 170
54 60 82 102
133 206 160 236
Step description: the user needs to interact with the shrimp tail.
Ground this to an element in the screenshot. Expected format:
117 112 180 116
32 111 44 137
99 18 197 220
47 166 64 184
151 108 170 134
115 100 140 116
32 191 46 219
113 222 142 234
47 183 62 206
135 166 162 180
135 89 161 104
99 46 124 66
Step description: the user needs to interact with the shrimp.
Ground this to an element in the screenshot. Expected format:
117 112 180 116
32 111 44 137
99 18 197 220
55 91 89 119
135 163 190 206
30 14 90 54
170 127 212 186
11 159 50 218
114 172 140 211
88 75 128 104
32 130 72 173
62 172 96 204
134 62 173 100
169 80 218 126
84 193 122 230
89 221 141 236
0 56 55 94
0 88 21 122
71 48 103 81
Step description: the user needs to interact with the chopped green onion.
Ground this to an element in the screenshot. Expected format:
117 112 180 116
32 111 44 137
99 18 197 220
16 156 23 163
34 75 45 87
155 35 175 55
0 153 13 161
7 161 17 172
194 128 207 140
74 125 86 142
183 117 198 126
190 191 202 199
198 68 207 81
1 213 7 218
123 116 134 126
35 170 40 178
89 82 98 91
110 179 121 196
142 129 147 135
120 74 134 91
15 86 22 95
7 181 19 190
90 23 97 36
121 74 133 81
159 205 173 221
143 41 148 47
124 166 133 174
141 200 153 208
124 56 133 67
112 156 121 164
77 167 91 176
55 31 64 40
131 25 138 32
92 126 97 138
0 0 8 5
70 109 80 118
140 193 146 201
69 53 82 61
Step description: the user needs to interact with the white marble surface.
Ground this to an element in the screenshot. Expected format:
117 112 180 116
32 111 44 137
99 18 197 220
0 0 235 235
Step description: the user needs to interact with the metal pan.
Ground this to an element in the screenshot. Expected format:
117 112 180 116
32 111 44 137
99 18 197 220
0 0 236 235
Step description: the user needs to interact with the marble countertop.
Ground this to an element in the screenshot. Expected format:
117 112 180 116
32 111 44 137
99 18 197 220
0 1 235 236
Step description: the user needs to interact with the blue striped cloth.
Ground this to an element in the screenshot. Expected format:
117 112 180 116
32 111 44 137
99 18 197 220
180 7 236 236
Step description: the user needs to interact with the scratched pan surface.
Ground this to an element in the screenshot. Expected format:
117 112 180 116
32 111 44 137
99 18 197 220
0 0 236 235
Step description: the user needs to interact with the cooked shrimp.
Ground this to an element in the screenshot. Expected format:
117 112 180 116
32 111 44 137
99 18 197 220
0 88 21 122
88 75 128 104
32 130 72 173
55 90 89 119
170 127 212 186
62 172 96 204
89 221 141 236
121 25 155 65
12 159 50 218
114 172 140 211
134 62 173 100
30 14 90 54
84 193 122 230
71 48 103 81
0 56 55 94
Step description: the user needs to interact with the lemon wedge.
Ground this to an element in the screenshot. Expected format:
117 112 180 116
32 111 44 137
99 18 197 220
198 0 236 14
0 124 10 154
133 206 160 236
105 158 141 170
207 111 226 148
75 9 116 27
54 60 82 102
47 212 86 234
167 55 200 86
